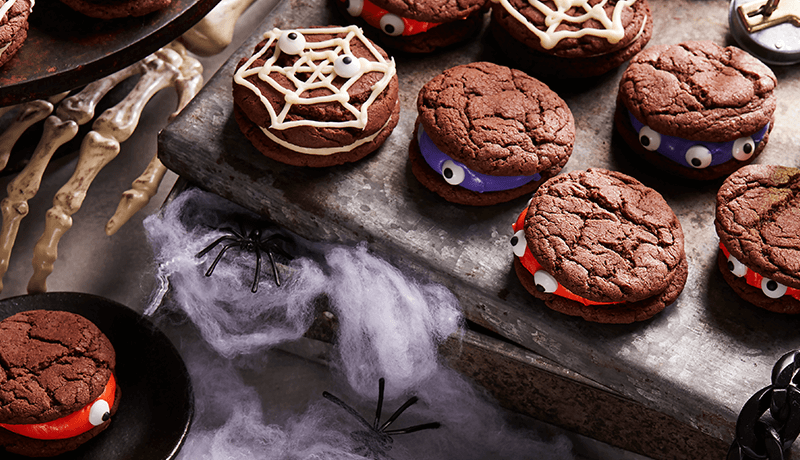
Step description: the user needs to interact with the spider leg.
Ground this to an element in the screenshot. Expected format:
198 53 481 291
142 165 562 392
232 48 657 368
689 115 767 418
322 392 374 431
384 422 441 436
196 235 236 258
235 222 247 240
259 234 294 257
251 245 262 293
374 378 385 430
205 242 241 277
267 249 281 287
379 396 419 432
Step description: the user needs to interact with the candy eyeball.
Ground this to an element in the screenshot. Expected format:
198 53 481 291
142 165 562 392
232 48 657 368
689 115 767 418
278 30 306 55
638 125 661 151
761 277 787 299
441 160 465 185
510 229 528 258
333 55 361 79
344 0 363 16
380 13 405 36
732 136 756 161
726 254 747 278
685 145 712 169
88 399 111 426
533 270 558 294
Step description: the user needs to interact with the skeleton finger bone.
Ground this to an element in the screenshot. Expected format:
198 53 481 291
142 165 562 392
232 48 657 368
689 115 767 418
28 131 120 293
56 64 143 126
179 0 256 56
28 46 186 293
106 43 203 236
0 93 70 173
0 116 79 291
0 100 54 171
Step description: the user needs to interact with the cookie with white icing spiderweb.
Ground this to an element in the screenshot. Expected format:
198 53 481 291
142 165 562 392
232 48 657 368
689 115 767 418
233 25 400 167
489 0 653 79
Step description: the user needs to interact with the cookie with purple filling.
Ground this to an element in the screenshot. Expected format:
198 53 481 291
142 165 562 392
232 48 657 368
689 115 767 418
511 168 687 323
715 165 800 314
0 0 33 69
616 41 776 180
333 0 489 53
489 0 652 79
411 61 574 206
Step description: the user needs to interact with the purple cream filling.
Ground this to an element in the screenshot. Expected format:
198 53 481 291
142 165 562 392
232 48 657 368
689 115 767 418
627 110 769 168
417 124 541 193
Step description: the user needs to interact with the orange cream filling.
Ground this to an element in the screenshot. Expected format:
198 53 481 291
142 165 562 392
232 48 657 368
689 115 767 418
513 207 617 307
719 243 800 301
0 373 116 440
340 0 447 36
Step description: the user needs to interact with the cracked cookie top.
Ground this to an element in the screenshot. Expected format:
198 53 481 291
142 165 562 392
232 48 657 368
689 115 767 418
371 0 488 22
416 61 574 177
618 41 776 142
524 168 685 303
716 164 800 289
0 310 115 424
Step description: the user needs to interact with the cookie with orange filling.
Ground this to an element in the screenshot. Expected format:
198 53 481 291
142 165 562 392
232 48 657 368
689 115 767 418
334 0 489 53
511 168 687 323
0 310 120 457
715 165 800 314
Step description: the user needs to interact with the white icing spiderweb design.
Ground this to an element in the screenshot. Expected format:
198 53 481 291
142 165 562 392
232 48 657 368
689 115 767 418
492 0 637 49
234 26 396 131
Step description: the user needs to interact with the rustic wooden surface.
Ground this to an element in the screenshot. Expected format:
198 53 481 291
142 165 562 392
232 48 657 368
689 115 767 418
158 0 800 454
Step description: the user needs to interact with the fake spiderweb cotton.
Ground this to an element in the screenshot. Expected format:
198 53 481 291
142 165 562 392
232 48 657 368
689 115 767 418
144 188 575 459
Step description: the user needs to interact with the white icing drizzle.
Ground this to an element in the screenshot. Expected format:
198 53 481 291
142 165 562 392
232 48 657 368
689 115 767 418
491 0 637 50
0 0 17 23
0 0 14 61
259 111 394 155
233 26 396 132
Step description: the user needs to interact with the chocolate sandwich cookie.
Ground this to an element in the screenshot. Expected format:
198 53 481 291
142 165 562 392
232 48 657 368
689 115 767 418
715 165 800 314
334 0 488 53
57 0 171 19
0 0 33 69
411 61 574 206
0 310 120 457
511 168 687 323
616 41 777 181
233 25 400 167
489 0 652 79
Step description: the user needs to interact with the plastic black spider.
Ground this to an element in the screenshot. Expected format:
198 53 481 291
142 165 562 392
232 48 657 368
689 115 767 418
322 378 441 459
196 221 292 293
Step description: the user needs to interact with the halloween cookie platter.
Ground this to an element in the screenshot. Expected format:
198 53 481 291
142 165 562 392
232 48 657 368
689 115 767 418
157 0 800 448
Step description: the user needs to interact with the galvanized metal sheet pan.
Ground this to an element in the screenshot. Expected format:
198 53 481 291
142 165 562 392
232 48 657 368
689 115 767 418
158 0 800 448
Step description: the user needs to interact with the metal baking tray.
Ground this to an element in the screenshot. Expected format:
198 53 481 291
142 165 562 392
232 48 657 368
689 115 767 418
157 0 800 456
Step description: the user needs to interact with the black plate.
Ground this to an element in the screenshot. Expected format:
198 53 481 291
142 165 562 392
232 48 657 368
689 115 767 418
0 292 193 459
0 0 222 106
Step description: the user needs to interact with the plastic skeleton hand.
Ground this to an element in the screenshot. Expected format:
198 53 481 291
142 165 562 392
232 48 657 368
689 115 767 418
0 42 202 293
179 0 257 56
